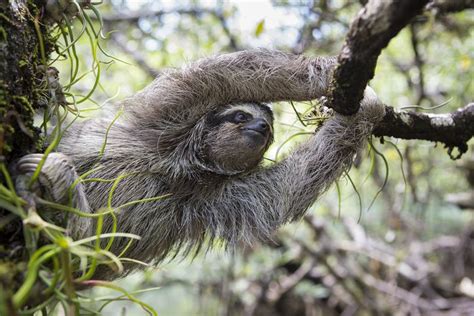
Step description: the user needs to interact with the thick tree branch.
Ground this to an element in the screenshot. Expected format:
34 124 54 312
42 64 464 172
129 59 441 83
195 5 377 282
327 0 430 115
373 103 474 157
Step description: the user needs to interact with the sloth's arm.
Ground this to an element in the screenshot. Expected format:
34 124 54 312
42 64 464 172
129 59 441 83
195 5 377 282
136 49 336 117
214 89 385 241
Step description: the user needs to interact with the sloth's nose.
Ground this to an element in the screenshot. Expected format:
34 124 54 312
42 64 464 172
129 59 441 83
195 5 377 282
245 118 269 133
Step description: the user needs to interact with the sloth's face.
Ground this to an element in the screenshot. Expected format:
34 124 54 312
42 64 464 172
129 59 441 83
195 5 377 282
204 103 274 173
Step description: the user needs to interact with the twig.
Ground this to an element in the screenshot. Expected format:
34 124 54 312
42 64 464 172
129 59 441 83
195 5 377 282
101 8 215 23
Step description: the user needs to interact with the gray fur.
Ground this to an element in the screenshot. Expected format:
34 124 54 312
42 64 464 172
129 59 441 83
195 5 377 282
17 49 384 279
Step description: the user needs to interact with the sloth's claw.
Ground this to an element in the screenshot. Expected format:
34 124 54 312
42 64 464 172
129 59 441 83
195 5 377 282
16 153 78 204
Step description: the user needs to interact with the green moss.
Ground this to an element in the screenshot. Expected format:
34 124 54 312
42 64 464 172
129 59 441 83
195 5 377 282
0 27 6 41
12 95 35 114
0 260 27 304
0 1 56 161
18 60 28 68
0 13 13 25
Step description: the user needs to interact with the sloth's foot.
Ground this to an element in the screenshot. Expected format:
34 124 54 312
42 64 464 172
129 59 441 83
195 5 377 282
16 153 79 204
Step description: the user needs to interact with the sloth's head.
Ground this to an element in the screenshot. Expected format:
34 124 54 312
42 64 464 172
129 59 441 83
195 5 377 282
148 102 274 178
203 103 274 173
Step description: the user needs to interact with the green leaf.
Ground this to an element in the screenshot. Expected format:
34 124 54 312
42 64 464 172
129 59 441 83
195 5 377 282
255 19 265 37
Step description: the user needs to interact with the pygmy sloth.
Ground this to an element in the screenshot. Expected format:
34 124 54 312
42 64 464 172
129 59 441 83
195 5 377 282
16 49 385 279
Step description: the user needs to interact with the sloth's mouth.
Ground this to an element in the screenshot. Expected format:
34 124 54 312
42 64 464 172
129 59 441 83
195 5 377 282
242 128 267 136
242 128 268 139
242 128 269 149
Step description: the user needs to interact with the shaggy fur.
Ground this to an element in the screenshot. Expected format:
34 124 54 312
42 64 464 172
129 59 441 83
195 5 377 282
17 49 385 279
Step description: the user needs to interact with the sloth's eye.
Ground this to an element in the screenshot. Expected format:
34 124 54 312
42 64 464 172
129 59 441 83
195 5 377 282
234 111 251 123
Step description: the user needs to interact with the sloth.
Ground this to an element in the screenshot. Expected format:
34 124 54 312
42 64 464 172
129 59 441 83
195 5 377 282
16 49 385 279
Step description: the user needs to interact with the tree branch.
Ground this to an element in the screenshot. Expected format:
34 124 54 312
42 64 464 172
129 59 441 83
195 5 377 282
101 8 215 23
109 33 160 79
327 0 430 115
101 7 241 51
373 103 474 157
427 0 474 13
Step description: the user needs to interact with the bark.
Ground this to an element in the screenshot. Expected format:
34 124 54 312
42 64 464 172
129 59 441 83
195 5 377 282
374 103 474 157
0 2 45 162
327 0 430 115
0 0 50 310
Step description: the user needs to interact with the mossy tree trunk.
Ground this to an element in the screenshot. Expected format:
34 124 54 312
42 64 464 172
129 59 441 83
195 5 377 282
0 1 54 310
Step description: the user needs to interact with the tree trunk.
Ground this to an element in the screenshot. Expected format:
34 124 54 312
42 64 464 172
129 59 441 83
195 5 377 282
0 0 53 308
